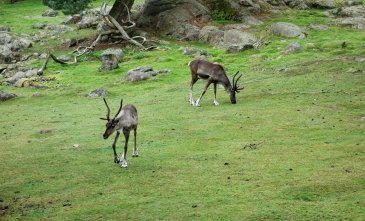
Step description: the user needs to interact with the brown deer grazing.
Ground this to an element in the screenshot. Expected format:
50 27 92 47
188 59 243 106
100 98 138 168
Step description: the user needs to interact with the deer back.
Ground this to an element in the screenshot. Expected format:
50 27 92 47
116 104 138 130
191 60 230 85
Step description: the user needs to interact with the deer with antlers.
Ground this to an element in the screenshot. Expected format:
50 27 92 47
189 60 243 106
100 98 138 168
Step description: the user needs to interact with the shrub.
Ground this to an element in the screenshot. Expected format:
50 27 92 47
42 0 91 15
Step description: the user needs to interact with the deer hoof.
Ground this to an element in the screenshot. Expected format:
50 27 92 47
120 160 128 168
213 100 220 106
114 157 120 163
133 149 139 157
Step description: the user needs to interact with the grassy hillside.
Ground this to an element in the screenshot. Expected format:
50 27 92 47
0 1 364 220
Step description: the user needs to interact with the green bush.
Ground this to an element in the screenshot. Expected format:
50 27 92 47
42 0 91 15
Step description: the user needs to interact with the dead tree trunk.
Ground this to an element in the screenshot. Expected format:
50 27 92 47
109 0 135 24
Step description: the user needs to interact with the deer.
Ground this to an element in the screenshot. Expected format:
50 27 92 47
188 59 243 106
100 98 138 168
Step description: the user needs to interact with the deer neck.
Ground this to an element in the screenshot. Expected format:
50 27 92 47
222 80 233 93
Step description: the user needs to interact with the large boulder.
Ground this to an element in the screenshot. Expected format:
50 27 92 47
269 22 306 38
223 29 257 52
136 0 210 39
198 26 224 46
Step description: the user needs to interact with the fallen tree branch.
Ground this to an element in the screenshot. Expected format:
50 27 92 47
106 14 146 50
37 51 50 75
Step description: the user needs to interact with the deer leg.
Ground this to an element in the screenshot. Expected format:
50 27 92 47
112 132 120 163
189 76 198 105
120 129 130 168
213 83 219 106
132 127 138 157
195 80 212 107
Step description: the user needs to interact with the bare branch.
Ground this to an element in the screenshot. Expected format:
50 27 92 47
106 14 146 50
37 51 50 76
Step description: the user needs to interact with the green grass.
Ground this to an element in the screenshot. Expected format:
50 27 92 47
1 1 365 220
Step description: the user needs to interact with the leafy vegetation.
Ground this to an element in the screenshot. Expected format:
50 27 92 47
0 0 364 220
42 0 91 15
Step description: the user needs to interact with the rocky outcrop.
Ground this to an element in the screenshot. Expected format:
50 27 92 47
136 0 210 39
330 5 365 29
0 32 33 64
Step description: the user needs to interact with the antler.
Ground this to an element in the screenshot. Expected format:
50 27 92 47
100 98 111 121
114 98 123 118
232 71 244 93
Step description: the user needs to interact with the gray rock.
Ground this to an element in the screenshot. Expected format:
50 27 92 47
10 38 32 52
42 9 58 17
222 24 250 31
124 66 171 82
269 22 305 38
336 16 365 29
85 88 108 97
335 5 365 17
62 14 82 25
0 32 13 45
0 33 32 62
226 44 254 53
331 5 365 29
198 26 224 46
0 45 13 64
57 55 71 62
136 0 210 40
183 47 208 56
99 48 124 72
0 26 11 32
242 16 263 26
286 0 309 10
45 24 73 33
307 24 329 30
33 23 46 29
4 69 37 84
77 15 99 29
0 90 17 101
285 42 302 54
223 29 257 50
180 24 201 41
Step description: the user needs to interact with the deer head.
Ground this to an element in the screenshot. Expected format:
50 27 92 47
100 98 123 139
229 71 244 104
